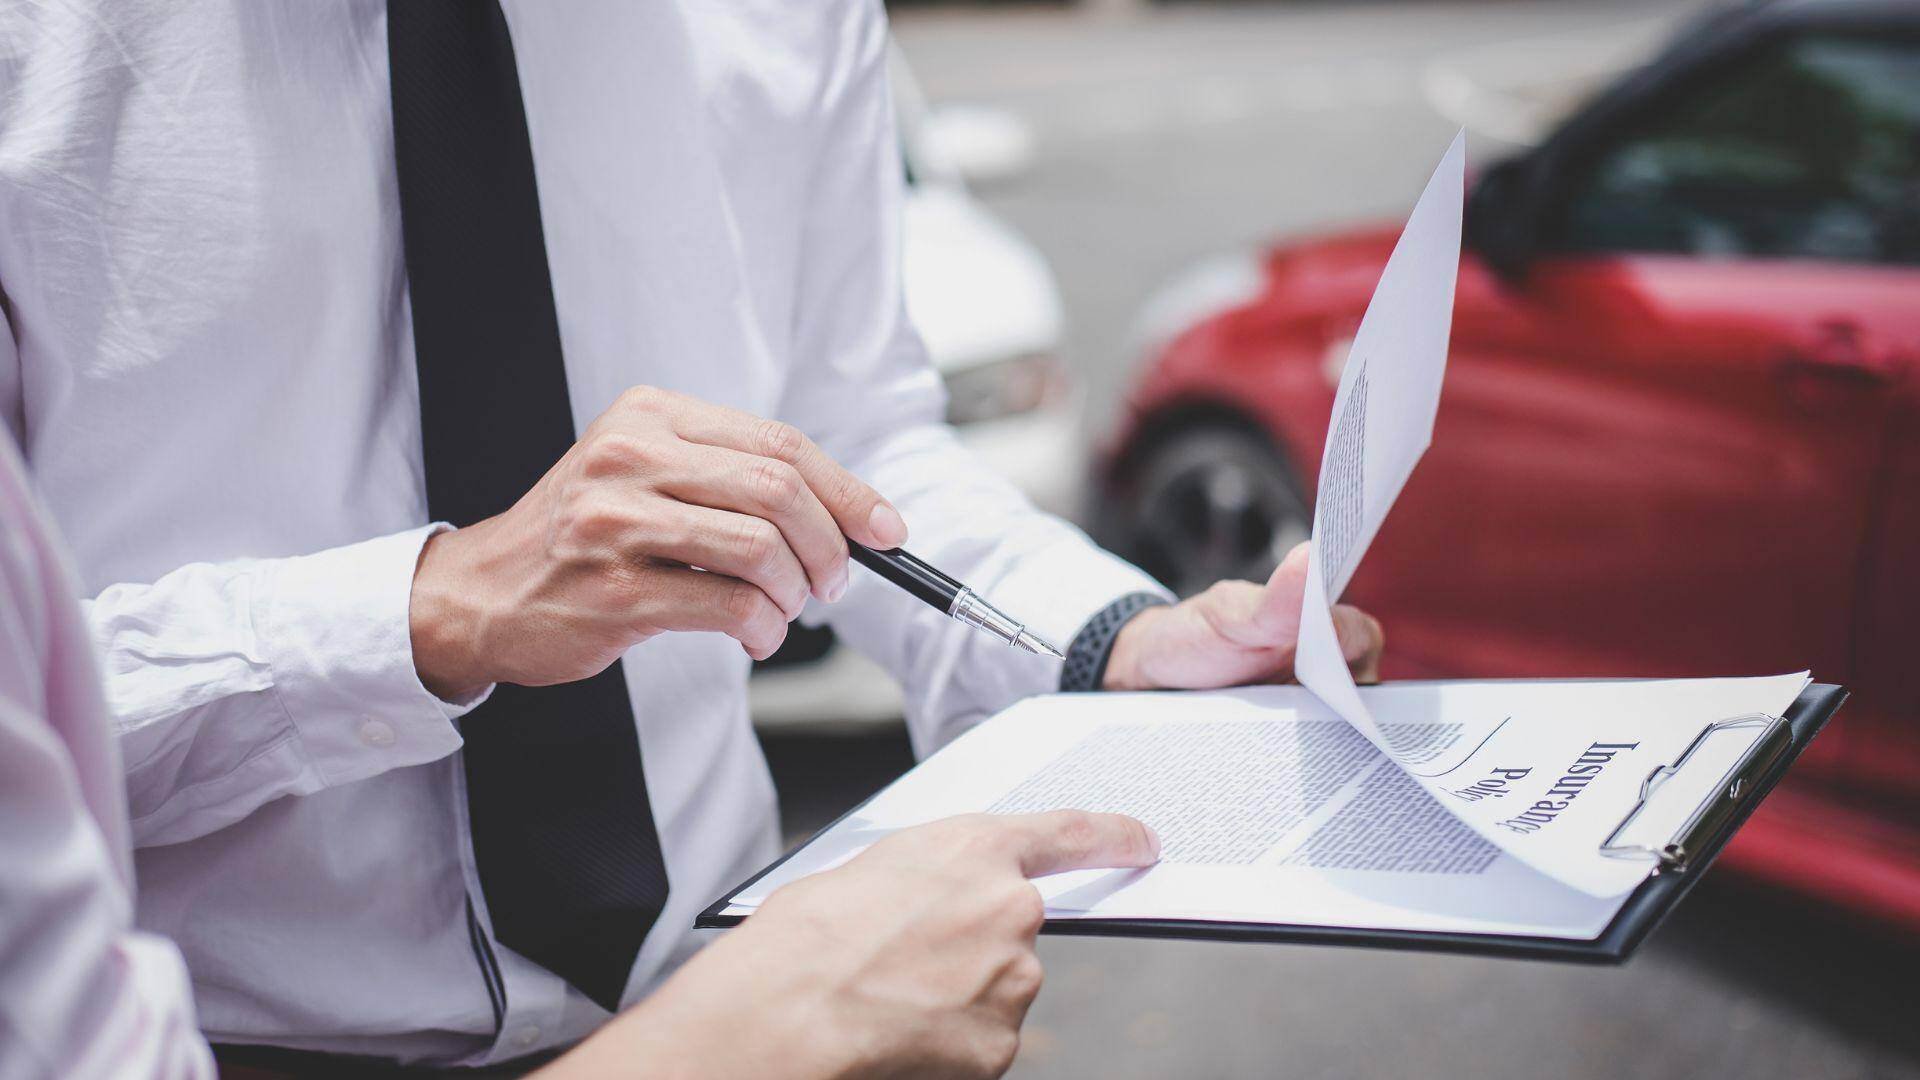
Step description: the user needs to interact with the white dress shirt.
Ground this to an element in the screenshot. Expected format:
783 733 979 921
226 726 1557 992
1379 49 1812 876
0 436 214 1080
0 0 1161 1066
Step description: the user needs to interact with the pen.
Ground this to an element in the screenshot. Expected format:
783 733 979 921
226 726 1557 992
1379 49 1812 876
846 540 1065 659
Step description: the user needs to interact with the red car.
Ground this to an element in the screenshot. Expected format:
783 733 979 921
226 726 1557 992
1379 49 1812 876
1097 0 1920 931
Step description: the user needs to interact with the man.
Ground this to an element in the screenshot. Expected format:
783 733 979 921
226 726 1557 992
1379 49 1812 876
0 429 1164 1080
0 0 1382 1067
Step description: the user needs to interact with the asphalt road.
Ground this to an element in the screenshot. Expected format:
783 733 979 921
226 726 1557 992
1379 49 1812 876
759 4 1920 1079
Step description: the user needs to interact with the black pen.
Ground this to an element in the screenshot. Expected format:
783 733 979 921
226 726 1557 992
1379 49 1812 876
846 541 1064 659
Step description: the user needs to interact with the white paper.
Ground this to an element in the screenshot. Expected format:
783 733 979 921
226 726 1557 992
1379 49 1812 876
1294 129 1463 742
731 688 1627 940
1326 674 1806 895
723 674 1805 932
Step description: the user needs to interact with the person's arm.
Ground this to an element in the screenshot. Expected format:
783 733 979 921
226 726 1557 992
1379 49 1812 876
774 2 1168 756
0 298 471 849
83 531 478 847
376 2 1382 767
543 810 1160 1080
775 2 1385 756
0 440 214 1080
0 630 216 1080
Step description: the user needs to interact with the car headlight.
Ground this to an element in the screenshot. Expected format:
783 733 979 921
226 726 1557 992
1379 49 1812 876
943 351 1070 426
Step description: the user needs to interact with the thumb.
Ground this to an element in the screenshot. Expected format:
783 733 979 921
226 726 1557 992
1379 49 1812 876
1246 542 1311 640
1332 604 1385 683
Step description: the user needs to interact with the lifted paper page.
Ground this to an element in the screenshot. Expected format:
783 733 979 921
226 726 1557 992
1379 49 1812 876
1294 131 1464 735
1272 136 1805 896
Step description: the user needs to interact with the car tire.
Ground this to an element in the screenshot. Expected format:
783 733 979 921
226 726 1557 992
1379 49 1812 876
1104 423 1311 599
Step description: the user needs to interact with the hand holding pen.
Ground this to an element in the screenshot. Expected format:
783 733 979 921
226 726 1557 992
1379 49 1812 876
409 387 1057 702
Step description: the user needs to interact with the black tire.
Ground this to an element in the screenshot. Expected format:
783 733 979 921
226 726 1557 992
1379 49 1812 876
1104 423 1310 599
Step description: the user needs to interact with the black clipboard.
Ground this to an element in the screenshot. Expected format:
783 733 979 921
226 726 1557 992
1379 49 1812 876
698 683 1845 963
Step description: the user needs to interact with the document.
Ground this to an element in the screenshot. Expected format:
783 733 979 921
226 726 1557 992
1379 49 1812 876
710 133 1819 943
724 688 1627 938
718 676 1804 938
1265 131 1809 897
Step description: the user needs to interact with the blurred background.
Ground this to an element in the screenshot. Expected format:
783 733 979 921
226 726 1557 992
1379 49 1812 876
752 1 1920 1076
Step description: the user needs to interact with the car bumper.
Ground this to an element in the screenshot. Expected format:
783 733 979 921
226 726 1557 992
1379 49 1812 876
1719 784 1920 934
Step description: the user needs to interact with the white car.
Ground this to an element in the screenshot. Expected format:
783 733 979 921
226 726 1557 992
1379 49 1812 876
748 53 1078 730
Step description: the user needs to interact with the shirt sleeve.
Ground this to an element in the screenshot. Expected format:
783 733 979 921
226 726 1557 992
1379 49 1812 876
0 442 214 1080
84 526 479 847
776 1 1170 757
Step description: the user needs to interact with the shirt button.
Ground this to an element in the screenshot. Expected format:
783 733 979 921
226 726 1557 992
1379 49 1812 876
513 1026 541 1049
358 719 397 748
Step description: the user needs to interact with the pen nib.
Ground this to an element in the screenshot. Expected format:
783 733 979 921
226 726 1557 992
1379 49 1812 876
1015 630 1065 660
951 588 1064 659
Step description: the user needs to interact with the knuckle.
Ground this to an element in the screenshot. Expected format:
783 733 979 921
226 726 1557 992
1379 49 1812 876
953 817 1014 862
753 418 806 463
650 512 695 555
616 384 664 413
826 469 872 514
579 431 652 478
554 493 628 546
1004 883 1046 935
981 1028 1021 1075
723 581 766 627
1054 813 1100 861
1006 951 1045 998
734 517 780 570
749 459 804 514
1201 579 1244 604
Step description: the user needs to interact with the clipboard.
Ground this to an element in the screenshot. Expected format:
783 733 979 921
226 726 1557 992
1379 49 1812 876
698 683 1846 963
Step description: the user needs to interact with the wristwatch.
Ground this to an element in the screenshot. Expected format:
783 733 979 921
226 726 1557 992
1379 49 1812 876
1058 591 1170 693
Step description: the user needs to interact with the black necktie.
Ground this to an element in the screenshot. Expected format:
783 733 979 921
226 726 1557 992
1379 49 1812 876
386 1 668 1014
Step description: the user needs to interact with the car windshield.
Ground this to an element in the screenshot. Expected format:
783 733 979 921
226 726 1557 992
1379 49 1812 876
1556 33 1920 265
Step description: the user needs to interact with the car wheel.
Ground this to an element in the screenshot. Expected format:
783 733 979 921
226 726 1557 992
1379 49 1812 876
1109 424 1310 599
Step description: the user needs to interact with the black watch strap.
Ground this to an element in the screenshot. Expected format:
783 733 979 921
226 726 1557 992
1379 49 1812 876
1059 591 1171 693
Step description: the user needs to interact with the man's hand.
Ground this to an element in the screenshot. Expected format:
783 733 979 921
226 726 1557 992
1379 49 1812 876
1102 542 1383 692
547 811 1161 1080
408 386 909 700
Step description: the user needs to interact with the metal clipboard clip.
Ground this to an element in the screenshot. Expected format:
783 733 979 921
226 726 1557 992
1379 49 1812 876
1598 713 1793 874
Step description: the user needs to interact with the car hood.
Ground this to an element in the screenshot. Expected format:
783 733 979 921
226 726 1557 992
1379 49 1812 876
1256 224 1406 316
1133 225 1406 359
1113 222 1410 439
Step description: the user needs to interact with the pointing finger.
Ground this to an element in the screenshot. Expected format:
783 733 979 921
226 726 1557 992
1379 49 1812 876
998 810 1163 878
